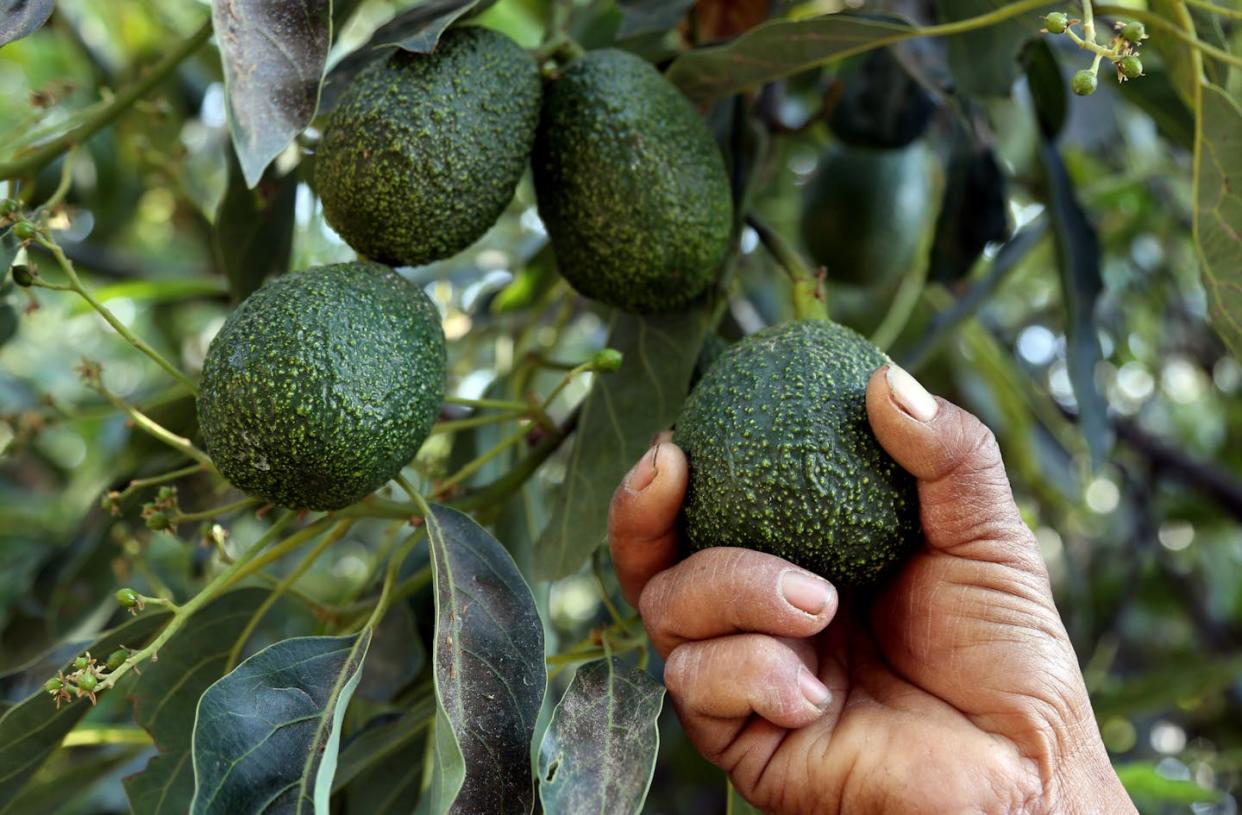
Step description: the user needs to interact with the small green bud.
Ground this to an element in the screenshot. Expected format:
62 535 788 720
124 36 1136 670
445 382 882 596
1071 69 1098 96
73 655 89 671
76 674 98 692
0 199 17 217
116 587 139 608
105 650 128 671
44 677 63 693
145 510 171 531
1118 55 1143 80
10 264 33 287
157 486 176 501
1043 12 1069 34
1121 21 1146 42
12 221 36 240
591 348 624 373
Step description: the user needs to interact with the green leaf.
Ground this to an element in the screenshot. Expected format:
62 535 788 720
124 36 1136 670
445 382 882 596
0 610 170 808
0 746 145 815
1115 761 1221 806
492 243 557 314
189 632 373 815
537 658 665 815
333 702 433 793
1038 140 1111 468
934 0 1044 96
123 588 268 815
1148 0 1198 110
665 12 916 105
1021 39 1066 140
213 154 298 302
1093 653 1242 718
334 708 432 812
355 601 425 702
0 0 54 48
212 0 331 187
1194 82 1242 361
424 504 546 815
616 0 695 38
319 0 486 114
535 307 713 580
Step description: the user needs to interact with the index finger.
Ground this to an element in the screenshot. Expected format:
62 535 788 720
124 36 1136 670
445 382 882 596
607 438 687 607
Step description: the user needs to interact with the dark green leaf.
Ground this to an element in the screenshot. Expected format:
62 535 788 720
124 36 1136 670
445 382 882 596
213 154 298 302
928 123 1011 284
0 746 145 815
335 707 433 813
492 243 557 314
1021 39 1065 140
1115 762 1221 806
1038 140 1111 468
616 0 695 38
0 611 170 808
665 12 916 105
123 588 268 815
1195 82 1242 361
424 504 545 815
212 0 331 186
0 0 54 48
0 303 16 348
536 307 714 580
537 658 665 815
934 0 1046 97
333 701 434 793
355 601 425 702
189 632 372 815
318 0 484 114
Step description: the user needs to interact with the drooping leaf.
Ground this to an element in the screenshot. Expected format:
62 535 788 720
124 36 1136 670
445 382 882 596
0 0 54 49
424 504 545 815
1038 139 1110 468
537 658 665 815
0 746 145 815
212 0 331 187
189 632 372 815
616 0 695 38
536 307 714 580
665 13 916 105
213 154 298 301
928 123 1010 284
0 611 170 808
123 589 268 815
1194 82 1242 361
318 0 485 114
934 0 1046 97
1021 39 1065 140
1115 762 1221 806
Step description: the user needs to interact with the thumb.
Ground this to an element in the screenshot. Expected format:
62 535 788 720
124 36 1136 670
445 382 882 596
866 365 1040 572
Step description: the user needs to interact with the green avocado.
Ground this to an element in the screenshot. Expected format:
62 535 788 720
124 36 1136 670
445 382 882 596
674 319 921 586
799 141 932 288
197 262 446 510
315 27 541 267
533 49 733 314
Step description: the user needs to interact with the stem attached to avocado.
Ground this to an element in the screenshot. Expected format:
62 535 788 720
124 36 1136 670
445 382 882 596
746 214 829 322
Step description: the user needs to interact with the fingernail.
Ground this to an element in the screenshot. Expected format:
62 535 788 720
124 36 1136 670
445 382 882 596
798 667 831 709
886 365 939 423
780 571 833 615
624 444 661 492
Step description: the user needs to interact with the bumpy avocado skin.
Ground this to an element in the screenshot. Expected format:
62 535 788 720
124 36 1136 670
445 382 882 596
674 320 920 586
533 49 733 314
315 27 541 267
800 142 932 288
197 262 447 510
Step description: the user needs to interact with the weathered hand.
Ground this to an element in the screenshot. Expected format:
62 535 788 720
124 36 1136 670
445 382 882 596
608 366 1136 815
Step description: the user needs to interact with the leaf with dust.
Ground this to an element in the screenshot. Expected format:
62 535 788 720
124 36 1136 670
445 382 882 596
212 0 330 187
0 0 54 48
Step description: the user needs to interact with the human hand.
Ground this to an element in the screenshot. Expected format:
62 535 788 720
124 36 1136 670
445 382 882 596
608 366 1137 815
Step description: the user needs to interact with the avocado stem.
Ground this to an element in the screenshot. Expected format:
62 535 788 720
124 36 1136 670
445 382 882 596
746 214 829 321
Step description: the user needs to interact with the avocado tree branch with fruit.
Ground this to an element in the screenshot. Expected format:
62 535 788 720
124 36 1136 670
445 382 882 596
0 1 1239 813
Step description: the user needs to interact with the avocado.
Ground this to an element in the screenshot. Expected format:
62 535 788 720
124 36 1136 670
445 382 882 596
315 27 541 267
197 262 446 510
799 141 932 288
827 48 936 150
674 319 920 586
533 49 733 314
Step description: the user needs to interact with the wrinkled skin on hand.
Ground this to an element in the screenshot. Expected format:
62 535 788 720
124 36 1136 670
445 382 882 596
609 367 1137 815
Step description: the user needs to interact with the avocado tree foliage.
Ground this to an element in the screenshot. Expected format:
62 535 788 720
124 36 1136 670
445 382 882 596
0 0 1240 813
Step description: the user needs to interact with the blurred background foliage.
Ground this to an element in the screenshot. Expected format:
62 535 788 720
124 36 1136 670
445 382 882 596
0 0 1240 813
